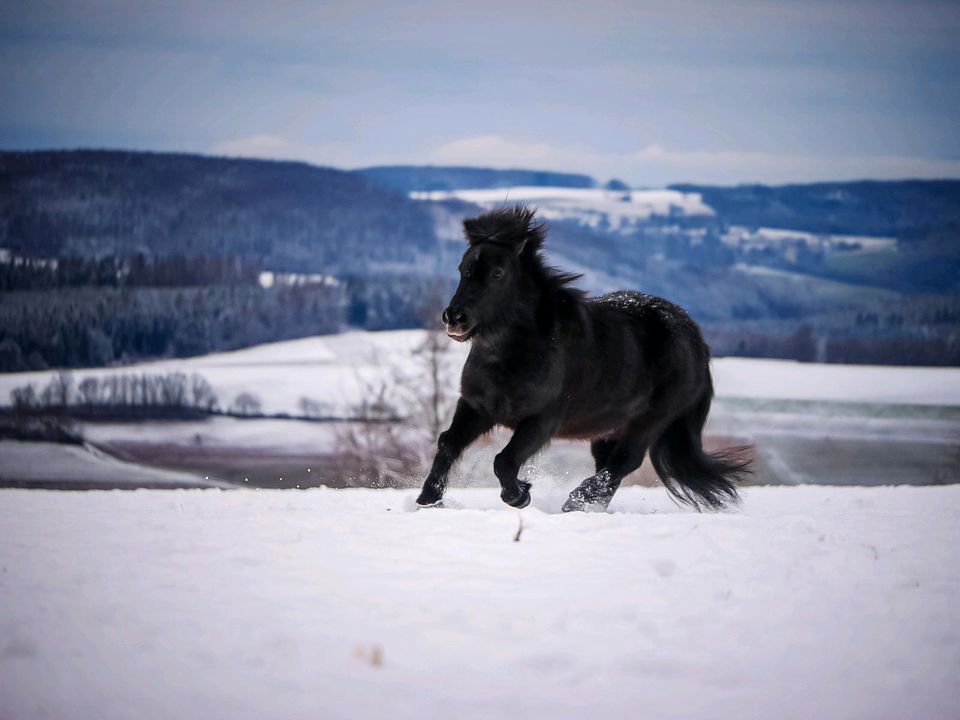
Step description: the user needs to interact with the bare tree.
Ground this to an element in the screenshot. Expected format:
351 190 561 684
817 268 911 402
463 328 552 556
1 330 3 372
336 381 420 487
334 290 459 487
40 371 74 408
10 384 37 413
77 377 101 408
413 318 451 441
299 395 332 419
190 374 218 412
231 392 263 416
159 372 188 408
401 288 459 457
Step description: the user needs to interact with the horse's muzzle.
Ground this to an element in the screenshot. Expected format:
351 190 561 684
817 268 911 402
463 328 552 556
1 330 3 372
445 324 475 342
442 306 474 341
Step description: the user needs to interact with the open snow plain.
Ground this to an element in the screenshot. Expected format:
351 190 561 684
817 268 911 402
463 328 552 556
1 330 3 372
1 485 958 720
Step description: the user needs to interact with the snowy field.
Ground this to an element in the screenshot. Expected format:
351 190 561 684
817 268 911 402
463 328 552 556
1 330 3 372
1 485 958 720
4 329 959 418
2 330 959 488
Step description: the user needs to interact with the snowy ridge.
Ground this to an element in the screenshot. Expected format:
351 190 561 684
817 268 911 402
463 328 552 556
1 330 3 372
724 226 897 251
411 186 714 231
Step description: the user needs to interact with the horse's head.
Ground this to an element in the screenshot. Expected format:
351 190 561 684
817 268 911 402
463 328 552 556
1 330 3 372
442 205 545 342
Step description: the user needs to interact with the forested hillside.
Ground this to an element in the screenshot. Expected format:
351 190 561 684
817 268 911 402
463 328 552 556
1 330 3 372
0 150 438 274
359 165 596 192
671 180 960 236
0 150 455 370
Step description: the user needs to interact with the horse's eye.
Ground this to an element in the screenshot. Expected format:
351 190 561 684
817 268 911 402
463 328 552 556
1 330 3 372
492 268 504 280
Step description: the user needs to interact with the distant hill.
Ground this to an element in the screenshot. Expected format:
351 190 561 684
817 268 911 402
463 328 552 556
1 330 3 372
670 180 960 237
1 151 958 368
0 150 439 274
358 165 596 192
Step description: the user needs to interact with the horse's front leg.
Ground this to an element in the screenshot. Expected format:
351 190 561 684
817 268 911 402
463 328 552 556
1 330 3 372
494 413 557 508
416 399 493 508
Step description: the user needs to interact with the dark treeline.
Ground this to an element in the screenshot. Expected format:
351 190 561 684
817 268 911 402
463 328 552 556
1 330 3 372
0 273 459 371
705 325 960 366
346 275 458 330
0 253 263 291
0 283 345 371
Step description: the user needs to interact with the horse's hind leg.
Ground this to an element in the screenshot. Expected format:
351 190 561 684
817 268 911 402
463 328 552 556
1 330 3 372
590 438 617 472
564 431 649 512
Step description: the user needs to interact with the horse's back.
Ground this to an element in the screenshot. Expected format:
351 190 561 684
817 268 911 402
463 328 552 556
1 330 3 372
587 291 699 335
585 290 705 357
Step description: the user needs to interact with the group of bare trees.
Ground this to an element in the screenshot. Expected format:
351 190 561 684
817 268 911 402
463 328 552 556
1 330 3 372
10 371 219 419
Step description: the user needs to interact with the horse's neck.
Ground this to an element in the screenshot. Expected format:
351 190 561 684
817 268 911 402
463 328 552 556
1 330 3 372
474 296 554 358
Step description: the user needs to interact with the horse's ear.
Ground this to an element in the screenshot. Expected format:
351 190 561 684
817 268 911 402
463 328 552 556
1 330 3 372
463 218 482 245
514 237 527 256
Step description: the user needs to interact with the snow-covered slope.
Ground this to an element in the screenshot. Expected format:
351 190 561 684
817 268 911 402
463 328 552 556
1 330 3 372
411 186 714 231
1 485 957 720
0 440 232 489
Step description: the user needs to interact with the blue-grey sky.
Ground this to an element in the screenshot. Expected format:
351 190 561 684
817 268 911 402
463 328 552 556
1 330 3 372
1 0 958 185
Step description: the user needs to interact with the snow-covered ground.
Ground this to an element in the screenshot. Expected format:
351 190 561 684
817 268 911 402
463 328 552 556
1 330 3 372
1 485 957 720
710 355 960 406
724 226 897 251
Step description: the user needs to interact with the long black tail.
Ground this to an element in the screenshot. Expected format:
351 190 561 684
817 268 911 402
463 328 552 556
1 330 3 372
649 377 751 510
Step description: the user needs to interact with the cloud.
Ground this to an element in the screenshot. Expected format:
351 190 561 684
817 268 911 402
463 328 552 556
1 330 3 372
210 132 960 185
428 135 597 172
427 135 960 185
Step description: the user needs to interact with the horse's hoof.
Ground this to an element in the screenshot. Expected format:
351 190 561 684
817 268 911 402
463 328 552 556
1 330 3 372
563 472 616 512
416 499 444 509
501 481 531 509
416 485 444 508
562 489 611 513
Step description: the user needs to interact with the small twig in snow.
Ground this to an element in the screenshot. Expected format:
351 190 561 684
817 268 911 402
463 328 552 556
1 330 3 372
513 513 524 542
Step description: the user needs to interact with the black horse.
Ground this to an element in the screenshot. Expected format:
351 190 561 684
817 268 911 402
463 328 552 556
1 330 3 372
416 205 749 512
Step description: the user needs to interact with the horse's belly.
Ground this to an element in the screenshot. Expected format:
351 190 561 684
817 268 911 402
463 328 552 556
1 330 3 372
555 391 651 440
555 413 626 441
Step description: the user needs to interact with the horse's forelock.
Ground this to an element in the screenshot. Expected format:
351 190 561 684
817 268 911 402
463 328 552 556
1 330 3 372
463 204 545 254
